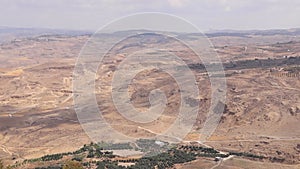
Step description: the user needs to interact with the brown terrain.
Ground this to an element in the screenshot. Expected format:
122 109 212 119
0 30 299 168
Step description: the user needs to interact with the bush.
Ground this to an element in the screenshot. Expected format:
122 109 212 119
35 166 62 169
72 156 83 162
41 154 63 161
0 160 4 169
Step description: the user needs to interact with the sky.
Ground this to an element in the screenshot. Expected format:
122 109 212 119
0 0 299 31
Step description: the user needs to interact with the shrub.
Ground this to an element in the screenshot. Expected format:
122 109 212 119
0 160 4 169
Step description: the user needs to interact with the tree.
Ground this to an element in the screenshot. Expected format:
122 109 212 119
5 166 12 169
62 161 84 169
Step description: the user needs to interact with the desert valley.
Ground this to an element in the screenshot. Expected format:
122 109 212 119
0 28 299 169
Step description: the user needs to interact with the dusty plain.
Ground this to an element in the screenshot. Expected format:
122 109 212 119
0 30 299 168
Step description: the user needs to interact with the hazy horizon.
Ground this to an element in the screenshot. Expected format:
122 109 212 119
0 0 299 32
1 25 300 33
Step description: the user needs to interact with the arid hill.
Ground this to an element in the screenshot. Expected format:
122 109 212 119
0 30 299 168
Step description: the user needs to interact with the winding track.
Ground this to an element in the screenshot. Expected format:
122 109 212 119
0 145 12 155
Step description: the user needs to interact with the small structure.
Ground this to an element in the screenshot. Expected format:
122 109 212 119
155 140 165 147
214 157 222 162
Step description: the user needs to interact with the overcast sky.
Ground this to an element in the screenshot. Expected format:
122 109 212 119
0 0 299 31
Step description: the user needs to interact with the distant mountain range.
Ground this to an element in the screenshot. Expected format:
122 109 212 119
0 26 91 43
205 28 300 37
0 26 300 43
95 28 300 38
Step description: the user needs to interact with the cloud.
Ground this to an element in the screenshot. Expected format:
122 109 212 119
224 6 231 12
167 0 188 8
